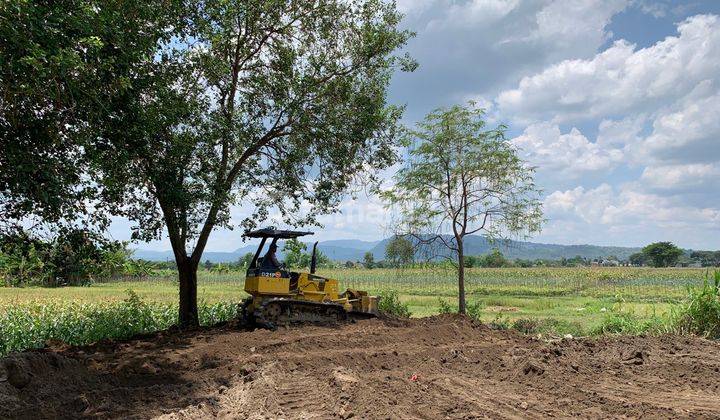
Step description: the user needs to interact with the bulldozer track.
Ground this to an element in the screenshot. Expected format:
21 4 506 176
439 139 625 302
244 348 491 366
253 298 348 329
237 296 254 327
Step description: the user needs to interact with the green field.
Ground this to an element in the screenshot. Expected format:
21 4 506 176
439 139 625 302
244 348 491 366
1 267 710 336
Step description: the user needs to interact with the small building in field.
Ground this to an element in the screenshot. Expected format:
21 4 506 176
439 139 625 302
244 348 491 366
601 259 619 267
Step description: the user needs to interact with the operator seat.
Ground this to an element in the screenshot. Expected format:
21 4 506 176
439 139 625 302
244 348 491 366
261 255 282 269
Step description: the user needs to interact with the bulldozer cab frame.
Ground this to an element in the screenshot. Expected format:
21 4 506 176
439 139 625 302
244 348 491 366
243 227 317 273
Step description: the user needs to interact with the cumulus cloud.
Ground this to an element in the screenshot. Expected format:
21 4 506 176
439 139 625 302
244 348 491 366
391 0 630 122
511 122 624 176
544 184 615 223
596 114 647 149
527 0 627 54
541 183 720 247
545 184 720 226
493 12 720 249
497 14 720 123
640 163 720 193
640 86 720 164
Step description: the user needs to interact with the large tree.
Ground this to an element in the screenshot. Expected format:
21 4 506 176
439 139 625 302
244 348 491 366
642 242 683 268
93 0 414 326
384 104 543 314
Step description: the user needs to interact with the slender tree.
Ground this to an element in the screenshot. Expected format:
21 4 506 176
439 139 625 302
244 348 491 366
384 104 543 314
93 0 414 326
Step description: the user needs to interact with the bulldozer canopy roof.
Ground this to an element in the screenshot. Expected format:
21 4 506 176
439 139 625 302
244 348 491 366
243 227 314 239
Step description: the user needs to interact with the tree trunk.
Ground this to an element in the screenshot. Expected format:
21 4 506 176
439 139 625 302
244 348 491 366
177 257 199 328
457 241 466 315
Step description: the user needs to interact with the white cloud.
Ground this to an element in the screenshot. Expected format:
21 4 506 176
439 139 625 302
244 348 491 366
512 122 624 176
639 86 720 164
497 14 720 123
596 114 647 149
494 12 720 248
528 0 627 53
428 0 519 28
394 0 631 123
547 184 720 227
544 184 614 223
632 0 668 18
421 0 628 53
541 183 720 247
640 163 720 192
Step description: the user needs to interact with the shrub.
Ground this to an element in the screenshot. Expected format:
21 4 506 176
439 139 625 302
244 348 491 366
512 318 540 334
466 300 485 320
378 290 411 318
673 271 720 339
436 298 483 320
437 298 454 314
479 249 508 268
592 312 646 335
508 318 586 336
488 314 511 330
591 310 669 335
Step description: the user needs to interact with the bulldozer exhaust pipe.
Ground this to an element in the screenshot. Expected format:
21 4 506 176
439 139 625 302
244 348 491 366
310 241 318 274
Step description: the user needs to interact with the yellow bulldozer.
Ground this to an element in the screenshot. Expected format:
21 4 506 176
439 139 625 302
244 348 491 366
239 227 378 329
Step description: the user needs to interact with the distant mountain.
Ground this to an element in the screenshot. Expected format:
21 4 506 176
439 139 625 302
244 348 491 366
315 239 379 250
367 235 640 261
232 244 258 255
132 235 640 263
132 239 379 263
131 249 244 263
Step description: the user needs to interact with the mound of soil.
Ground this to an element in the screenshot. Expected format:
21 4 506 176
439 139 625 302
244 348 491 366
3 315 720 419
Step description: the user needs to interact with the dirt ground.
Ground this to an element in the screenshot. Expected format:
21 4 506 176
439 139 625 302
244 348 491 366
2 315 720 419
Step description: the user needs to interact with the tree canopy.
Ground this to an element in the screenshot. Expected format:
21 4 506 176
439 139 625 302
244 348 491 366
385 236 414 267
689 250 720 267
642 242 684 268
629 252 648 266
363 251 375 269
0 0 178 229
283 239 307 268
480 249 508 268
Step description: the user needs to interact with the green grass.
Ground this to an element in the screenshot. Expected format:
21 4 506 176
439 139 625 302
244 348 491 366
0 278 246 305
332 266 707 290
672 271 720 338
394 293 675 335
0 290 237 356
0 267 714 355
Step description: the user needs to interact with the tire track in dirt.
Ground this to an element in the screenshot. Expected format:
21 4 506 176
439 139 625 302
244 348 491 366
2 315 720 419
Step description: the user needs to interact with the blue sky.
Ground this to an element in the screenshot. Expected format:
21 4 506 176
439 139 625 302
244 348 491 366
116 0 720 251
